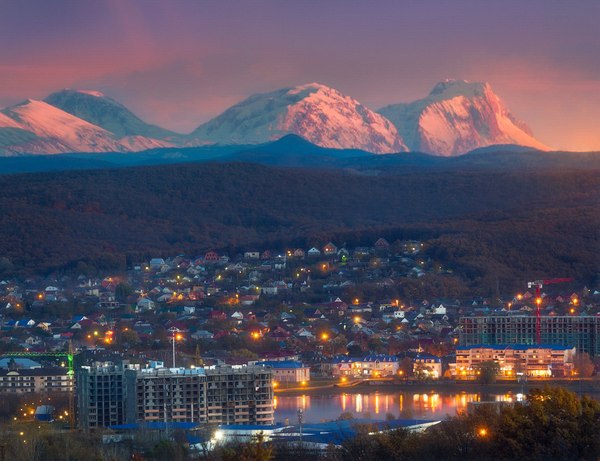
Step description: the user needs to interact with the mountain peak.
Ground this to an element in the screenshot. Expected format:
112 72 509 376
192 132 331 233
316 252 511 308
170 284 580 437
191 84 407 153
72 89 106 98
428 79 490 100
44 89 177 140
290 82 331 92
379 79 549 156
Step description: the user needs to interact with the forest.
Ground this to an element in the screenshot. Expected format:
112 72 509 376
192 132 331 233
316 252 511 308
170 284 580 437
0 161 597 290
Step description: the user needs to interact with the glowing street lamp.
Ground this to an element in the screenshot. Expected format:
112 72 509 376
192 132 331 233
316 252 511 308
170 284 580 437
169 327 181 368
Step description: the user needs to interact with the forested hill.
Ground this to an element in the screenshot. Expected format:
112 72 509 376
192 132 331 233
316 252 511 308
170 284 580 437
0 161 597 290
0 135 599 175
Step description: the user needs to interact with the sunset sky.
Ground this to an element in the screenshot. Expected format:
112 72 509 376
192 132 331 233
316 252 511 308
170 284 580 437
1 0 599 151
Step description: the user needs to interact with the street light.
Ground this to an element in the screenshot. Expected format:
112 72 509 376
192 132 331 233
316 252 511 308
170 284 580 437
168 327 181 368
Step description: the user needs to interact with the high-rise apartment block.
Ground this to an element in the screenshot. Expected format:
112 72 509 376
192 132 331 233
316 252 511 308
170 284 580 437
459 315 600 355
77 361 274 429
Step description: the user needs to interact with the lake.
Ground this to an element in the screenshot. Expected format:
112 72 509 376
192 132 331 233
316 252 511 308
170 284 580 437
274 390 526 424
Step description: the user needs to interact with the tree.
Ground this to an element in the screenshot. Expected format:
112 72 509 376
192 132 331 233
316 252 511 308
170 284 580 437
397 357 414 379
414 363 434 382
573 351 595 377
120 329 140 347
477 361 500 385
115 282 133 302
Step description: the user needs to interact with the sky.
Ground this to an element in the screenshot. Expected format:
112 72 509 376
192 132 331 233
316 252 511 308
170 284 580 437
1 0 599 151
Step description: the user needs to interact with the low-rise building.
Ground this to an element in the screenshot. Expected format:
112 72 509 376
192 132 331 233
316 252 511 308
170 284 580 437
0 367 73 393
413 353 442 379
255 360 310 384
355 355 399 377
453 344 576 379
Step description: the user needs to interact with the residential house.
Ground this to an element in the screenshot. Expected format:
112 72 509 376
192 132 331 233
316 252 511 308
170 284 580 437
323 242 338 256
352 355 399 377
307 247 321 257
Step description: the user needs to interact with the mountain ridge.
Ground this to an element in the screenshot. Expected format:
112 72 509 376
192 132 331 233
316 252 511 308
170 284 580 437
0 80 552 156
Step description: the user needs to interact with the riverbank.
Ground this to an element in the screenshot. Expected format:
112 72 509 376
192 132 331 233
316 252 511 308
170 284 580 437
275 377 600 396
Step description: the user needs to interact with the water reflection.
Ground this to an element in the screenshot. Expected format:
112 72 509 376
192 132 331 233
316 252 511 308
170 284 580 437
274 391 520 423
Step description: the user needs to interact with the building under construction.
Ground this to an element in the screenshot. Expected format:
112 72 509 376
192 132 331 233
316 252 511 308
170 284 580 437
459 315 600 355
76 361 274 430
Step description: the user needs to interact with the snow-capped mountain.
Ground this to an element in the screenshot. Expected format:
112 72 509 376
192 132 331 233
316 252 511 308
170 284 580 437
0 99 126 154
189 83 408 154
44 89 176 140
0 94 174 155
0 80 551 156
378 80 549 156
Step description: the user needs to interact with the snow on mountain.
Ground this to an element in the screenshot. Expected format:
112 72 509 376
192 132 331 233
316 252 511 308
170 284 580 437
378 80 550 156
0 94 175 155
44 89 177 139
190 83 407 154
1 99 125 154
0 112 23 129
118 135 174 151
0 81 551 157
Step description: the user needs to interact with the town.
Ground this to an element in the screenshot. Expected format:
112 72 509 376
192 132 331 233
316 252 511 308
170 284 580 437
0 237 596 439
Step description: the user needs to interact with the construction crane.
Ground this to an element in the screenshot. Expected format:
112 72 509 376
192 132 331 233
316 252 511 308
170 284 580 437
3 341 76 429
527 278 574 344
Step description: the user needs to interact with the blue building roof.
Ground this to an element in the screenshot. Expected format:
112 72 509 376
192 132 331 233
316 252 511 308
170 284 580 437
414 353 441 362
330 356 355 364
109 422 200 431
360 354 399 363
0 358 42 369
279 419 438 445
257 360 306 369
456 344 574 351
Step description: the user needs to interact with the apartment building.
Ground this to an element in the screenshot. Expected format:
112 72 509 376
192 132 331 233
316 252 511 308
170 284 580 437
135 366 206 423
453 344 576 378
0 367 73 393
76 361 138 429
459 315 600 355
204 365 273 426
77 361 273 429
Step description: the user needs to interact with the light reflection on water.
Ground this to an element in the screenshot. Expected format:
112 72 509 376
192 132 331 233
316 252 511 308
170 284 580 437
274 392 520 424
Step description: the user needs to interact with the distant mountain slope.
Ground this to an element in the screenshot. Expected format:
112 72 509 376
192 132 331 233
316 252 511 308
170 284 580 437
1 99 125 154
189 83 407 154
44 89 178 139
0 96 174 155
379 80 549 156
225 134 372 167
0 136 597 175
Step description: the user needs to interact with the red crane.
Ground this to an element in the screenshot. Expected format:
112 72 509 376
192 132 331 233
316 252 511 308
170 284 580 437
527 278 573 344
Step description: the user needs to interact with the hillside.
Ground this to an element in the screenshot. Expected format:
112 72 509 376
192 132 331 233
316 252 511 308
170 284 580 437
0 162 597 292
